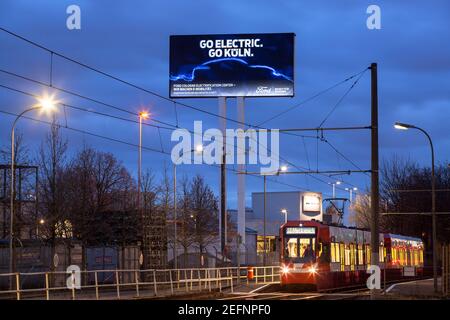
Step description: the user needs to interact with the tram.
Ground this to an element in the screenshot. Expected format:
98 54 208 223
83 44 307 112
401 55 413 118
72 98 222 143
280 220 426 290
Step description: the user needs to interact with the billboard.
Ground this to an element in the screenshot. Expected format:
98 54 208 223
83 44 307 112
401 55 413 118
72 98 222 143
300 193 322 222
169 33 295 98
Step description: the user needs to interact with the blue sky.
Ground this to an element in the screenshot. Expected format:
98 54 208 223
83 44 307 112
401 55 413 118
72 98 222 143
0 0 449 211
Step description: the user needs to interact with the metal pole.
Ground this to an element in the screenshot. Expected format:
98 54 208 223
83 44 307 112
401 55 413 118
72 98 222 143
9 106 41 285
138 115 142 216
416 127 437 293
219 97 227 258
263 175 266 267
10 124 15 283
332 183 336 198
237 96 246 264
173 163 177 269
370 63 380 293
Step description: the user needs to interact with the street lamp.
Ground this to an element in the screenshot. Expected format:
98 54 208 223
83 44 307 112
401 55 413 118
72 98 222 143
137 111 149 209
261 165 287 266
329 180 341 198
281 208 288 223
345 187 358 202
36 219 45 238
10 95 57 278
394 121 438 293
173 145 203 268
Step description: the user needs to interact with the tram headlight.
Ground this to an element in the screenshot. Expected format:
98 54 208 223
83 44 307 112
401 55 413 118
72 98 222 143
308 265 317 274
282 266 290 274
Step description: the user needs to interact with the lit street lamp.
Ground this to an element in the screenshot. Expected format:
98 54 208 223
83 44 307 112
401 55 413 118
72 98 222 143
262 165 288 266
329 180 341 198
173 144 203 268
10 95 57 278
137 111 149 210
281 208 288 223
345 187 358 202
394 121 438 293
36 219 45 238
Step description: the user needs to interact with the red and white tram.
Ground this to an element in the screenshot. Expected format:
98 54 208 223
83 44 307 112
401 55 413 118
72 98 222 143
280 220 426 290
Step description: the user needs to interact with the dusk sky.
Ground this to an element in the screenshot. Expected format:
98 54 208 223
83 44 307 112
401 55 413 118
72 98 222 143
1 0 449 212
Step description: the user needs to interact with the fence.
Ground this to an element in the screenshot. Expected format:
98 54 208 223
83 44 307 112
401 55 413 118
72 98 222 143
0 265 280 300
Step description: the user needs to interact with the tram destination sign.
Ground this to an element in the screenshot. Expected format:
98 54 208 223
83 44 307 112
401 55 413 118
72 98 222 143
169 33 295 98
285 227 315 235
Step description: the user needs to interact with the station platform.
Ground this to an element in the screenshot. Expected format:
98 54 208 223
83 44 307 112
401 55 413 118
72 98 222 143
385 278 446 299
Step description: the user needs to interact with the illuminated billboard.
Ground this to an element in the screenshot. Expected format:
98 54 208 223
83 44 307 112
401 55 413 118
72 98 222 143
301 193 322 222
169 33 295 98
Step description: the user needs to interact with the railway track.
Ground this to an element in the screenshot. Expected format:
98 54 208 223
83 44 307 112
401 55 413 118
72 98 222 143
220 286 370 301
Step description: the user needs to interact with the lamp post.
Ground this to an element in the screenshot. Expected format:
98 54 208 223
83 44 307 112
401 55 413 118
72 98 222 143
281 208 288 224
173 144 203 269
36 219 45 238
394 121 438 293
262 165 287 266
329 180 341 198
345 187 358 202
137 111 149 211
10 96 57 278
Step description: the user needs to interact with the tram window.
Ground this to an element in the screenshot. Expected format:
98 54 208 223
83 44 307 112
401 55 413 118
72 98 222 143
358 245 364 265
365 245 371 265
379 246 384 263
299 238 315 258
392 247 398 263
339 243 345 266
286 238 298 258
344 245 350 266
331 242 340 263
419 249 423 264
285 237 316 262
400 249 405 266
331 243 336 262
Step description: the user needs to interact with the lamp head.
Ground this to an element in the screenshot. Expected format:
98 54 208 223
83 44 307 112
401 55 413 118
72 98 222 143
139 111 150 120
280 165 288 172
336 181 341 185
394 122 413 130
281 208 287 214
37 94 57 113
195 144 203 153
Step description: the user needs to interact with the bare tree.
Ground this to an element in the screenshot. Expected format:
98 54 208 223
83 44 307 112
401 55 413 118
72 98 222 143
188 175 218 265
37 123 69 239
177 176 195 267
348 193 371 229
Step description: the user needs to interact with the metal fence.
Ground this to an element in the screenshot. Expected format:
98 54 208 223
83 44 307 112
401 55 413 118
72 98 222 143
0 265 280 300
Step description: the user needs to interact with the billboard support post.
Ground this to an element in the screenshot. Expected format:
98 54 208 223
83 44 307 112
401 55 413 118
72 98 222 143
237 97 246 264
219 97 227 260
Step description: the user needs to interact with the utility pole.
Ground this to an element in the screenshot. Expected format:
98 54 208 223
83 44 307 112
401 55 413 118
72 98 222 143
370 63 380 292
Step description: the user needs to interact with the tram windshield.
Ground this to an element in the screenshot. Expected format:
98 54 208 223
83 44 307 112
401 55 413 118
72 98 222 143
284 236 316 263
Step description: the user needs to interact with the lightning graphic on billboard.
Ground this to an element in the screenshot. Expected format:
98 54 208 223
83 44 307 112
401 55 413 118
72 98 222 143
170 58 293 82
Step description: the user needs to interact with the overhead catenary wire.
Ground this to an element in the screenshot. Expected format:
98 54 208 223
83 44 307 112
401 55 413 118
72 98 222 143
0 27 366 190
0 75 361 191
256 67 369 127
318 68 368 128
0 108 331 196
